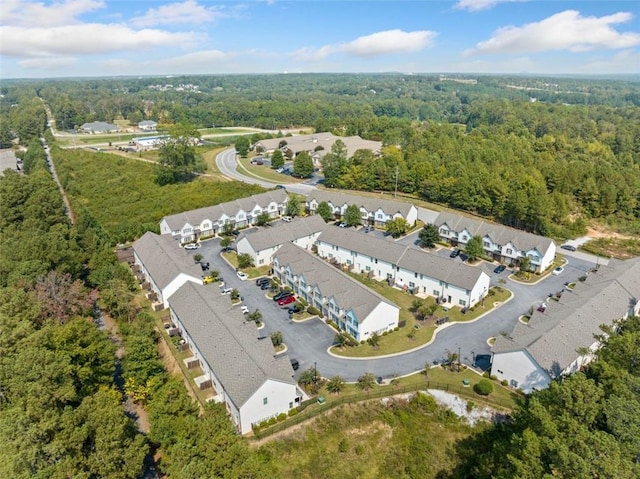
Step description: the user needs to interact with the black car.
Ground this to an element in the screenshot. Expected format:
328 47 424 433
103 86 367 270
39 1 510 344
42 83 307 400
450 249 460 258
255 277 270 286
273 291 294 301
561 244 577 252
260 283 271 290
494 264 506 274
290 358 299 370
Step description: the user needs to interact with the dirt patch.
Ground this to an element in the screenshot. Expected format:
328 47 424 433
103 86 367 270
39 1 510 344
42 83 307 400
586 225 635 240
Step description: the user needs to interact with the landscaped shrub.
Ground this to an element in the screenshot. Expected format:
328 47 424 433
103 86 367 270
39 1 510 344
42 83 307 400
288 408 299 417
501 379 509 386
474 379 494 396
268 417 277 426
276 413 287 422
483 371 491 378
307 306 321 316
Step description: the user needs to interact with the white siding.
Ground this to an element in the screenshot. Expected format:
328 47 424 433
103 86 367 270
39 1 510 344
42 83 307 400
359 301 399 339
240 380 299 434
491 350 551 393
162 273 203 308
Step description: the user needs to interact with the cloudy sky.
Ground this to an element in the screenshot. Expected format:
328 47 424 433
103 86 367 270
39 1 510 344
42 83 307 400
1 0 639 79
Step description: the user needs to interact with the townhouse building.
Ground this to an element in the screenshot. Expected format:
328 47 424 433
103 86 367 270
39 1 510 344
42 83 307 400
236 215 327 267
168 282 302 434
159 190 288 244
306 190 418 228
434 212 556 273
272 243 399 341
316 228 490 310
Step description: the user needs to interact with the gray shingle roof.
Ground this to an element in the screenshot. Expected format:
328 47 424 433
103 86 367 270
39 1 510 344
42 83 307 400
273 242 398 324
256 133 381 159
169 282 296 408
239 215 327 252
317 228 486 291
308 190 415 220
434 211 554 254
132 232 202 290
161 189 288 232
80 121 118 132
493 258 640 377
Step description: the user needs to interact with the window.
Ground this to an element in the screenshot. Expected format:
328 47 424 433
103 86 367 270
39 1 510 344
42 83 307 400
483 241 490 248
263 397 268 405
506 248 513 255
439 228 447 235
414 272 418 278
459 299 466 306
259 259 264 265
289 402 293 409
409 282 415 288
433 290 439 296
510 379 519 388
365 266 371 271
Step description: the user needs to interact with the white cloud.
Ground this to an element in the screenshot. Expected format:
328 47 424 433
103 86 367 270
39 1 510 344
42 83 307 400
130 0 226 28
292 29 436 62
0 24 195 57
466 10 640 55
18 56 77 70
454 0 524 12
0 0 104 28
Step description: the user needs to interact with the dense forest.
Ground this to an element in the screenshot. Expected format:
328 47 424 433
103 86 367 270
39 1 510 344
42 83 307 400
2 74 639 239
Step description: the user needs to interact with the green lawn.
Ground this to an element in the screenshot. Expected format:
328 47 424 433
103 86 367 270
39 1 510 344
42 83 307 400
221 250 270 278
236 156 302 184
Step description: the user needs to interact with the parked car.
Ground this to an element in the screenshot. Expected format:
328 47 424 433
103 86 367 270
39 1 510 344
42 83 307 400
273 291 294 301
278 295 296 306
552 266 565 275
537 303 547 313
184 243 200 250
561 244 577 252
290 358 299 371
260 282 271 290
240 305 249 314
282 216 292 222
338 222 347 228
494 264 506 274
221 288 233 295
449 249 460 258
203 275 216 284
255 277 270 286
237 271 248 280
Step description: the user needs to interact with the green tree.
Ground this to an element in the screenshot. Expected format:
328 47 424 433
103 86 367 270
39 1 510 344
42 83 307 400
385 217 409 238
247 309 262 324
315 201 333 222
464 235 484 261
270 330 283 347
356 372 376 391
270 149 284 169
418 223 439 248
474 379 494 396
255 211 271 226
235 136 250 157
237 253 254 269
155 123 204 185
321 139 348 188
286 195 301 217
343 204 362 226
326 376 345 394
293 151 314 178
220 236 233 251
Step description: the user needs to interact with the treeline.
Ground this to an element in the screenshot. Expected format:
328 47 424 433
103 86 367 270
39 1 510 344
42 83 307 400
451 316 640 478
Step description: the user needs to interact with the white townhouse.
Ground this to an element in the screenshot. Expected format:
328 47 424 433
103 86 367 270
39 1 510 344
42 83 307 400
132 232 203 308
138 120 158 131
272 243 399 341
492 258 640 393
306 190 418 228
159 190 288 244
236 215 328 267
316 228 490 309
434 212 556 273
168 282 302 434
254 132 382 165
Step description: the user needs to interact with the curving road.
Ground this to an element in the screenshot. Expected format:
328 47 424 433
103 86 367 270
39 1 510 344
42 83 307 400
204 150 603 381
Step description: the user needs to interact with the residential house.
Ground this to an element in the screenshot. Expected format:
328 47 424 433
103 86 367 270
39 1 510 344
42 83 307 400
306 190 418 228
159 190 289 243
316 227 490 309
168 282 301 434
236 215 328 267
80 121 118 134
254 132 382 165
491 258 640 393
138 120 158 131
434 212 556 273
132 232 203 308
272 243 399 341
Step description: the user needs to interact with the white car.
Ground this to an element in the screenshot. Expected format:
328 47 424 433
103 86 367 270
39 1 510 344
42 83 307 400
237 271 248 280
221 288 233 295
184 242 199 250
552 266 565 275
282 216 292 222
241 305 249 314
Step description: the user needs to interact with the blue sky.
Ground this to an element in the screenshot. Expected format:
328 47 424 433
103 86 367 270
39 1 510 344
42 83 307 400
1 0 639 79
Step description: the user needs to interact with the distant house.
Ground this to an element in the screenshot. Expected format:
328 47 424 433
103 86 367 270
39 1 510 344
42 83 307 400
434 212 556 273
168 282 302 434
132 135 168 150
272 243 400 341
316 227 490 309
254 133 382 165
132 232 203 308
236 215 327 267
159 190 289 244
306 190 418 228
138 120 158 131
80 121 118 134
492 258 640 393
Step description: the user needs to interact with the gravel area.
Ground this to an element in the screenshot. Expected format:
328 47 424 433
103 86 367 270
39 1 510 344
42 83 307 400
426 389 497 426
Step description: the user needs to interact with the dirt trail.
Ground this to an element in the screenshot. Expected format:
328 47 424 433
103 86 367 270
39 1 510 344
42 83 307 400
156 332 203 412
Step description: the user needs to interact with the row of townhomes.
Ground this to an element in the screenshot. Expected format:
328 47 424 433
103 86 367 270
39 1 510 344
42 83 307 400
253 132 382 165
131 232 302 435
492 258 640 393
316 227 490 310
306 190 418 228
236 215 328 266
159 190 289 244
272 242 400 341
169 282 301 434
434 212 556 273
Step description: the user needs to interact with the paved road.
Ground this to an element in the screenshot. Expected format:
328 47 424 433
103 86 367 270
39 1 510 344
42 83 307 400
190 235 598 382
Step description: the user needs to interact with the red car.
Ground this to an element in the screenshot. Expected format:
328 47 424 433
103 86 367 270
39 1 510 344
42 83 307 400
277 295 296 306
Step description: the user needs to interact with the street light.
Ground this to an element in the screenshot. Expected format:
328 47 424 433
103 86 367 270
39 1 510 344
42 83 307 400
458 347 461 371
314 361 317 383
